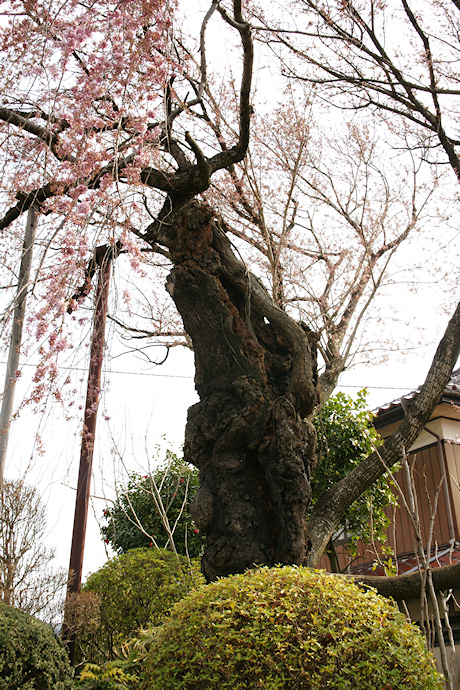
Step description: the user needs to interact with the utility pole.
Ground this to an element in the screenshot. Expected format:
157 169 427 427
63 245 114 661
0 207 38 484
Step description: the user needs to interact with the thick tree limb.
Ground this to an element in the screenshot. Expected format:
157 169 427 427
306 300 460 566
0 185 57 230
0 107 73 161
218 4 253 158
350 560 460 601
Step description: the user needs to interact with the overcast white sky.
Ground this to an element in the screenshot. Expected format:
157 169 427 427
3 300 456 585
1 0 459 591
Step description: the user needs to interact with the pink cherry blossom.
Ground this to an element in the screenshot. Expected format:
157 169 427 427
0 0 176 408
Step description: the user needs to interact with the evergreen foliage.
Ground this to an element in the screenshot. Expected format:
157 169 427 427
0 602 73 689
136 566 443 689
76 659 140 690
75 548 203 661
100 451 205 558
312 391 396 557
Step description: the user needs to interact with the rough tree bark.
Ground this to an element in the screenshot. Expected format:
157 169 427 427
352 560 460 601
161 194 460 586
165 201 318 581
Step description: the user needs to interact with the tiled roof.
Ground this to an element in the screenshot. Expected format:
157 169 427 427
373 368 460 420
449 368 460 388
350 543 460 577
374 390 418 415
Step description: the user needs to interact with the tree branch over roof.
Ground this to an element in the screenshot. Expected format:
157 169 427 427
352 560 460 601
306 299 460 566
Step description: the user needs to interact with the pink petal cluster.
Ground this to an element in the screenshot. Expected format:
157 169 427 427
0 0 176 408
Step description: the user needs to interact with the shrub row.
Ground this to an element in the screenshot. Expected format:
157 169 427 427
0 553 444 689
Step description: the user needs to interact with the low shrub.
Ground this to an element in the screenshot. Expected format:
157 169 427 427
0 602 73 689
75 660 139 689
74 547 203 662
137 566 443 689
74 633 154 689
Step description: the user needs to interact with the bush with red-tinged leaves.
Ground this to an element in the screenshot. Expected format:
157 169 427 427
136 567 443 689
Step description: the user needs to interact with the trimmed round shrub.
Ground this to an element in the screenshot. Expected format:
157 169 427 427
0 602 73 689
75 547 204 661
138 566 443 689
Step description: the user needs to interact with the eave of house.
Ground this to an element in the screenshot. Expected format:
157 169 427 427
373 388 460 450
350 542 460 577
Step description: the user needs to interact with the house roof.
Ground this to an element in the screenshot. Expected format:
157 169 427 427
373 368 460 430
350 542 460 577
346 370 460 579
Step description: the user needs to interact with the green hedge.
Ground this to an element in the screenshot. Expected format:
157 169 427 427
138 566 443 689
75 548 203 662
0 602 73 689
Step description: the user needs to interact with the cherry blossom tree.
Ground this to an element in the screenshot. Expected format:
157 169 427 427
204 90 447 406
0 0 458 585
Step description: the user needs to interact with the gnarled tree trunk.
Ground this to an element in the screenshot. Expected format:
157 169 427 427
165 202 318 581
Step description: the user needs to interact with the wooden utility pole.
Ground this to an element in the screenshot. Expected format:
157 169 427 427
0 207 38 483
63 245 114 660
68 248 112 593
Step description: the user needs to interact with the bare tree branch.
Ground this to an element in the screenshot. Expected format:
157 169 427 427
306 300 460 566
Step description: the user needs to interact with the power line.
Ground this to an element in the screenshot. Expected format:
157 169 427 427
0 360 417 390
338 385 415 391
0 360 194 379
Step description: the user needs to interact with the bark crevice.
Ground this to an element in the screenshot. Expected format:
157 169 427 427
165 201 318 581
